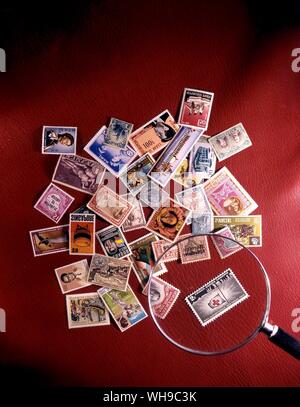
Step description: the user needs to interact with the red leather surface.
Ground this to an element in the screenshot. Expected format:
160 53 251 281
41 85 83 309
0 0 300 386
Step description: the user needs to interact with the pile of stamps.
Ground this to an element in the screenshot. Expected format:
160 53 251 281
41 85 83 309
30 87 262 331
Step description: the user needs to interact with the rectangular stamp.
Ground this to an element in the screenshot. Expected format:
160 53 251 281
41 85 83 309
34 183 74 223
129 233 167 288
149 126 203 187
128 110 179 156
211 226 243 259
185 268 249 326
208 123 252 161
66 292 110 329
104 117 133 149
192 212 214 235
84 126 137 177
138 181 169 209
52 154 105 195
55 259 91 294
146 198 191 242
172 158 203 188
96 225 132 259
175 184 211 224
203 167 258 216
87 185 133 227
214 215 262 247
143 276 180 319
151 240 179 263
178 233 211 264
88 254 132 291
121 194 146 232
98 284 148 332
69 213 95 255
120 153 155 196
29 224 69 257
178 88 214 130
42 126 77 155
189 138 216 179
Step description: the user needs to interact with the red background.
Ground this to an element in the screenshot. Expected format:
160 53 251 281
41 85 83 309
0 0 300 387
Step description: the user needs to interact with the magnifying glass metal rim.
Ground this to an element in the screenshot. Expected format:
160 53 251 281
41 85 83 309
147 232 272 356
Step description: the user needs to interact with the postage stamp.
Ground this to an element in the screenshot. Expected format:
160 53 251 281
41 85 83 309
203 167 258 216
175 184 211 224
178 88 214 130
73 203 96 216
151 240 179 263
96 225 132 259
121 194 146 232
29 224 69 257
55 259 91 294
189 138 216 179
145 276 180 319
52 154 105 195
172 158 203 188
87 254 131 291
87 185 133 227
178 234 211 264
34 183 74 223
214 215 262 247
139 181 169 209
42 126 77 155
98 285 147 332
84 126 137 177
146 198 191 242
149 126 203 187
104 117 133 149
66 292 110 329
120 153 155 196
129 233 167 288
192 212 214 235
211 226 243 259
208 123 252 161
69 213 95 255
185 268 249 326
128 110 179 156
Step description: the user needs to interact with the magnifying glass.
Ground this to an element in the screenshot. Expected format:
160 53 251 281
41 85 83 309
147 233 300 359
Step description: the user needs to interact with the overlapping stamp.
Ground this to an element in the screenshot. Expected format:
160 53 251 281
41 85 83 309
211 226 243 259
120 153 155 196
88 254 131 291
55 259 91 294
203 167 258 216
87 185 133 227
178 234 211 264
151 240 179 263
185 268 249 326
208 123 252 161
84 126 137 177
121 194 146 232
52 154 105 195
192 212 214 235
145 276 180 319
73 203 95 215
129 233 167 288
98 285 148 332
139 181 169 209
96 225 131 259
178 88 214 130
66 292 110 329
34 183 74 223
149 126 203 187
104 117 133 149
213 215 262 247
172 158 203 188
146 198 191 243
29 225 69 257
189 138 216 179
129 110 179 156
175 184 211 225
42 126 77 155
69 213 95 255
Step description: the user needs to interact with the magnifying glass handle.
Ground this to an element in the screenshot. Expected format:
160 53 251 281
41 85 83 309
262 323 300 360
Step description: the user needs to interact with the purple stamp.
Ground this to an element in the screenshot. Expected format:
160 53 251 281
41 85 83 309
34 183 74 223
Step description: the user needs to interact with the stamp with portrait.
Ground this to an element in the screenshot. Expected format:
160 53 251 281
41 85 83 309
55 259 91 294
42 126 77 155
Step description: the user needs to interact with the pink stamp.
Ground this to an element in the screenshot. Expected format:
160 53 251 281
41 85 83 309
211 226 243 259
34 183 74 223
